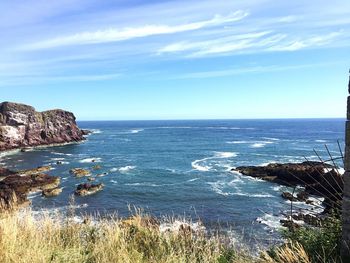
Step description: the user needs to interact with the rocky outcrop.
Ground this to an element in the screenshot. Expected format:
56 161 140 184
70 168 91 177
0 166 60 211
75 183 104 196
0 102 85 151
234 161 343 212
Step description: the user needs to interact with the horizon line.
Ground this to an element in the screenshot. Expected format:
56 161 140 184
77 117 346 122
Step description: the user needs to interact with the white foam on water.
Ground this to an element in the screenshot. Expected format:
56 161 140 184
214 152 237 158
272 185 283 192
191 152 237 172
315 139 327 143
130 129 144 134
256 214 284 230
187 178 199 182
111 180 118 184
79 157 102 163
259 161 277 166
159 220 206 234
119 165 136 173
262 137 280 141
90 129 102 134
250 141 274 148
207 181 230 196
226 140 250 144
191 160 211 171
51 157 65 161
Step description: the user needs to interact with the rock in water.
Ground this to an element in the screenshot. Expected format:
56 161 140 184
75 183 104 196
0 168 60 211
42 187 62 197
70 168 91 177
0 101 85 151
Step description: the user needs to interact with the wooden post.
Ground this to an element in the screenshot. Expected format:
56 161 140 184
342 69 350 259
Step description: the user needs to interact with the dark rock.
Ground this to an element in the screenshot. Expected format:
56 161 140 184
75 183 104 196
0 167 16 177
70 168 91 177
81 129 91 135
292 213 322 227
297 191 309 201
235 161 334 186
281 192 298 202
234 161 343 212
0 167 60 211
0 102 85 151
280 219 300 230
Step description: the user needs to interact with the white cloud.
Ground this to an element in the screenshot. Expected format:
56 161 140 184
158 30 343 57
21 11 248 50
174 62 339 79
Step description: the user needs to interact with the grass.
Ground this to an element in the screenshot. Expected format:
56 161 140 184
0 206 325 263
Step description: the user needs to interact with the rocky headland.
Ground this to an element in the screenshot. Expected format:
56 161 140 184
0 101 87 151
233 161 344 228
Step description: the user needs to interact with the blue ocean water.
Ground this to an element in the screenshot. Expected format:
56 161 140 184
0 119 345 245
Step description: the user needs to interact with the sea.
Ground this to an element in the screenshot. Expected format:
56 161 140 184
0 119 345 247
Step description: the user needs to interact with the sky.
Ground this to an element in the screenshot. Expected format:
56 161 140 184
0 0 349 120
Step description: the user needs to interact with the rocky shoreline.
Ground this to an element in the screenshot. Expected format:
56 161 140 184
233 161 344 229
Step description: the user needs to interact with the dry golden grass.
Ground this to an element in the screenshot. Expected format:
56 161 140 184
0 209 316 263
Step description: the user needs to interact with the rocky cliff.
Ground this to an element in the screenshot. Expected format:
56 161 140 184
0 102 85 151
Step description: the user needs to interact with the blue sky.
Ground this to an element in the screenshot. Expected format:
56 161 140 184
1 0 349 120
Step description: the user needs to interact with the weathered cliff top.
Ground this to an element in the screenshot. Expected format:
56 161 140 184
0 101 85 151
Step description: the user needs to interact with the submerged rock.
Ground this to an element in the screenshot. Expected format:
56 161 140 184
42 187 62 197
0 101 85 151
92 165 101 170
75 183 104 196
70 168 91 177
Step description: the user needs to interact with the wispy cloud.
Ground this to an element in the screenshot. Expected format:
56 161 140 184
158 30 343 57
21 11 248 50
0 73 121 87
174 62 341 79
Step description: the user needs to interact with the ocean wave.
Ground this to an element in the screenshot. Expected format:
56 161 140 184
191 152 237 172
234 192 274 198
51 157 65 161
89 129 102 134
130 129 144 134
315 139 327 143
272 185 283 192
226 141 250 144
51 152 72 156
187 178 199 182
79 157 102 163
250 142 274 148
262 137 280 141
256 214 284 230
110 166 136 173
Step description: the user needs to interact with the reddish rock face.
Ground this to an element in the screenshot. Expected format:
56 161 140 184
0 102 85 151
